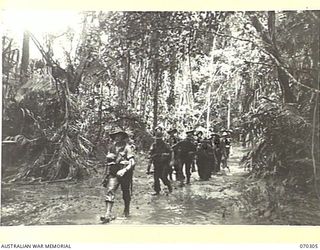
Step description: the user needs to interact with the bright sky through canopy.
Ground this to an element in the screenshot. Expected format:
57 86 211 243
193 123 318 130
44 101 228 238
1 10 82 60
1 10 81 34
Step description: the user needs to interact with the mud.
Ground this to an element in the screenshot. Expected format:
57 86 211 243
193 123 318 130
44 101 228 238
1 146 320 226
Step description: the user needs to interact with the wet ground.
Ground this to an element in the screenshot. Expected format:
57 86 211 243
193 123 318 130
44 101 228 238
1 146 320 226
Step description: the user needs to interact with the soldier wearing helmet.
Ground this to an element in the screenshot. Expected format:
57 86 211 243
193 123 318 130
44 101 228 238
146 126 164 175
166 128 180 181
100 128 135 223
172 130 197 185
149 126 173 195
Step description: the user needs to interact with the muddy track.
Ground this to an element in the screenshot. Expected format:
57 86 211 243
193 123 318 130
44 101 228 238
1 146 320 226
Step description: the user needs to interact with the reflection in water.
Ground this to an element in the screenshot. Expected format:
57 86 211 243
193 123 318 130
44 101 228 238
141 184 243 225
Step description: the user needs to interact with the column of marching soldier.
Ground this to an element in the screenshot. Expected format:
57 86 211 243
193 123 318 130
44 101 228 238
100 126 231 223
147 127 232 195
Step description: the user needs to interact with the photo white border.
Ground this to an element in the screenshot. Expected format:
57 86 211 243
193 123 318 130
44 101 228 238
0 0 320 246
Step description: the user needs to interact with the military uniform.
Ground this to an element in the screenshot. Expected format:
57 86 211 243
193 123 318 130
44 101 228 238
196 139 214 181
224 136 231 158
101 130 135 223
149 136 172 194
167 129 179 146
195 131 204 145
166 128 180 181
172 131 196 185
211 134 221 173
220 132 230 171
194 131 205 173
146 126 164 174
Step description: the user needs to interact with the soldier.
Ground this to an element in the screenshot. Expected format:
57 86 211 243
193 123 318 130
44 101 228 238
188 131 202 173
149 129 173 195
220 131 230 172
167 128 179 145
166 128 180 181
193 130 204 173
100 128 135 223
196 139 214 181
211 133 221 174
224 130 232 158
195 131 204 144
146 127 163 174
172 130 197 185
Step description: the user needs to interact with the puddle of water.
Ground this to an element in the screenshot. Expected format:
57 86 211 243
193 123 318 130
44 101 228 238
2 146 320 226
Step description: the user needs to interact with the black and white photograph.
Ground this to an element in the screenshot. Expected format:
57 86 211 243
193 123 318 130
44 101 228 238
1 10 320 226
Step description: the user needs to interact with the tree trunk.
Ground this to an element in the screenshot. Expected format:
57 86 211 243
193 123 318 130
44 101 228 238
132 59 142 109
153 61 160 130
311 15 319 89
227 93 231 129
250 12 296 104
188 29 195 100
20 31 30 84
167 52 176 111
277 67 296 103
70 13 90 94
206 85 211 137
125 50 131 102
151 27 161 130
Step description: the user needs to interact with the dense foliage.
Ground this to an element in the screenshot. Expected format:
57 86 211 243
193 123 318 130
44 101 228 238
2 11 319 188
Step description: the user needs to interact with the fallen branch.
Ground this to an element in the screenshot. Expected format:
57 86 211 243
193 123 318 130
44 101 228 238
40 177 73 184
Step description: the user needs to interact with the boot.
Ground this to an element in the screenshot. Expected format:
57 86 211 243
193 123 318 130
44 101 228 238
100 201 114 223
124 199 130 218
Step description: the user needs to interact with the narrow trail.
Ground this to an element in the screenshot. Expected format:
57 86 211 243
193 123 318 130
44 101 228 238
1 146 320 225
1 146 250 225
124 146 249 225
